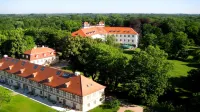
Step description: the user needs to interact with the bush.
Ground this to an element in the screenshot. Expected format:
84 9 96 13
106 98 120 108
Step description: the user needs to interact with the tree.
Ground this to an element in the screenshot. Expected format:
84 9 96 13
159 32 190 58
105 35 120 47
140 33 157 48
125 46 172 105
160 18 186 34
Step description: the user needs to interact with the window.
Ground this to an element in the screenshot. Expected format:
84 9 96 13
94 100 96 104
128 39 130 42
132 35 134 37
56 71 61 75
128 35 130 37
57 90 59 93
50 88 53 91
124 39 126 42
63 73 70 78
11 80 13 83
88 103 90 107
124 35 126 37
132 40 134 42
120 35 122 37
43 53 46 57
116 39 118 41
72 95 75 99
26 55 29 59
57 97 59 101
11 59 15 62
21 61 26 66
40 67 45 71
120 39 122 41
22 55 24 58
40 91 42 94
33 65 38 69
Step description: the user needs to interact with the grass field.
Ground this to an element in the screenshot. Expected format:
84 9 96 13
168 60 198 77
89 104 119 112
0 87 56 112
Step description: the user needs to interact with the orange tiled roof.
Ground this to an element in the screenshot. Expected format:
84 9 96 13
0 57 105 96
24 47 56 61
71 27 138 37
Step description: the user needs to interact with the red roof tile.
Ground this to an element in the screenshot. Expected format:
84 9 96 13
71 27 138 37
0 57 105 96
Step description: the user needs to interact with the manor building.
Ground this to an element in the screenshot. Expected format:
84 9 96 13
21 46 59 65
72 21 139 47
0 57 105 111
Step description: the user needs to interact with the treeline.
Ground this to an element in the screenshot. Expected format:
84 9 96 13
0 14 200 111
0 14 200 59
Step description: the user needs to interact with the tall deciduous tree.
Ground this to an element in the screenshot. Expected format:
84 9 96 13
125 46 172 105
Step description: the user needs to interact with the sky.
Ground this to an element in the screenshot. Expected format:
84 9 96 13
0 0 200 14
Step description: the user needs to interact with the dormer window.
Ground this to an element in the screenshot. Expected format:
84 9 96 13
56 71 61 75
63 73 70 78
26 55 29 59
43 53 46 57
20 69 25 74
48 76 53 82
21 61 26 66
50 52 53 55
35 55 39 58
40 66 45 71
22 55 24 58
32 72 37 77
33 65 38 69
11 59 15 63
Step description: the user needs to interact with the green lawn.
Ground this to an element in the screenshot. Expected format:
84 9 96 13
168 60 198 77
0 87 56 112
89 104 119 112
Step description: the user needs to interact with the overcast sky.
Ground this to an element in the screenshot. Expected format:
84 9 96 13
0 0 199 14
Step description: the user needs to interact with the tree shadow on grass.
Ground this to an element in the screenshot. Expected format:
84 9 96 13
159 76 192 106
184 63 200 68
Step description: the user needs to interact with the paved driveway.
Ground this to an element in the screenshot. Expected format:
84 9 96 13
118 105 143 112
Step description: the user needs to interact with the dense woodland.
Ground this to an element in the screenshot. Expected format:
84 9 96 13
0 14 200 112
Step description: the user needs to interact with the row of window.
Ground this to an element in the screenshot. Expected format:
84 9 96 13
111 34 136 37
22 52 54 59
116 39 134 42
1 73 81 103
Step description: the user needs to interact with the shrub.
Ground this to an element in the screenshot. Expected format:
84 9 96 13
106 98 120 108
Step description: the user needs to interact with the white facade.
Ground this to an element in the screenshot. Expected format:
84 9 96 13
91 33 139 47
29 56 59 65
0 71 105 111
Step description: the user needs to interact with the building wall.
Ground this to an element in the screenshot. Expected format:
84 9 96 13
0 71 104 111
82 89 105 112
113 34 139 47
90 33 139 48
91 34 106 40
30 56 59 65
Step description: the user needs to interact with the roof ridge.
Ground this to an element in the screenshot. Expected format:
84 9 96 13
80 75 83 96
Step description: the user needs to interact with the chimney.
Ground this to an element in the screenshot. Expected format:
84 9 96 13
75 71 80 76
3 55 8 58
83 22 90 28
